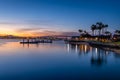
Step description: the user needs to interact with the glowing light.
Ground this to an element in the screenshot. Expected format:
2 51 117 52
85 45 87 53
67 44 70 52
95 38 98 40
95 48 98 54
85 38 87 40
75 44 78 53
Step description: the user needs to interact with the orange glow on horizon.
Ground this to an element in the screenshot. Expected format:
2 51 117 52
0 24 64 37
0 30 52 37
0 32 47 37
0 24 46 37
0 27 48 37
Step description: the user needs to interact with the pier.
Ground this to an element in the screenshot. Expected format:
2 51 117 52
20 38 52 44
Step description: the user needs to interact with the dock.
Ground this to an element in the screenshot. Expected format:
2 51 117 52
20 38 52 44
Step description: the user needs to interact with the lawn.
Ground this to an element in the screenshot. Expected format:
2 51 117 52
112 41 120 45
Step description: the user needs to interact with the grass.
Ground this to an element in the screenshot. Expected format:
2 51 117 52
112 42 120 45
90 40 120 45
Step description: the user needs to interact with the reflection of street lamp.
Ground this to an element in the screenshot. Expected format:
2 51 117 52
95 48 98 54
90 47 92 53
106 51 108 55
75 44 78 53
67 44 70 52
85 45 87 53
91 48 107 67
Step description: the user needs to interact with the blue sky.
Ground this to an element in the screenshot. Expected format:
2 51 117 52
0 0 120 36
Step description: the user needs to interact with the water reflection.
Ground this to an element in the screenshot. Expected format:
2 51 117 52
67 43 111 67
22 43 40 48
1 40 120 80
67 43 91 54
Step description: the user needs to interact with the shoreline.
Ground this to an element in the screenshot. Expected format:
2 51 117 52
68 40 120 54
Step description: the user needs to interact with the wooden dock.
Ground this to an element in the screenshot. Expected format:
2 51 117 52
20 38 52 44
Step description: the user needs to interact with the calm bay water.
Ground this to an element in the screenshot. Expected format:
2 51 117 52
0 39 120 80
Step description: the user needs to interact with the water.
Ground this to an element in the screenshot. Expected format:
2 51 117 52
0 39 120 80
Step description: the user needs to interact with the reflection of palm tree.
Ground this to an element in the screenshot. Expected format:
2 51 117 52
114 53 120 59
70 44 91 55
91 48 107 67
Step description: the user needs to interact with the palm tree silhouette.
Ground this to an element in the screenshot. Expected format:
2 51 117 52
115 30 120 35
91 24 96 36
104 24 108 34
96 22 103 36
78 29 83 35
105 31 111 36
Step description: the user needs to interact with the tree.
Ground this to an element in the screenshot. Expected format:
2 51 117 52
104 24 108 33
115 30 120 35
104 31 111 41
96 22 104 36
91 24 96 36
105 31 111 35
96 22 109 35
78 29 83 35
84 30 88 34
97 26 102 36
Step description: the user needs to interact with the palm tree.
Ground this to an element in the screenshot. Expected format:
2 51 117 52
105 31 111 36
104 24 108 33
91 24 96 36
115 30 120 35
78 29 83 35
97 26 102 36
104 31 111 41
96 22 109 35
101 24 105 34
96 22 103 36
84 30 88 34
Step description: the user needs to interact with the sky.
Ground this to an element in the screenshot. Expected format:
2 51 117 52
0 0 120 36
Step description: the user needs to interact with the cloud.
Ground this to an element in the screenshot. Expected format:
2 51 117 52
0 22 15 25
32 30 79 36
15 28 46 32
0 21 25 25
61 32 79 36
0 20 56 26
32 30 60 36
0 20 79 36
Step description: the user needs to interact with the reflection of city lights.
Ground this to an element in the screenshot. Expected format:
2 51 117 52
85 45 87 53
90 47 92 52
81 45 83 51
106 51 108 55
75 44 78 53
67 44 70 52
95 48 98 54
